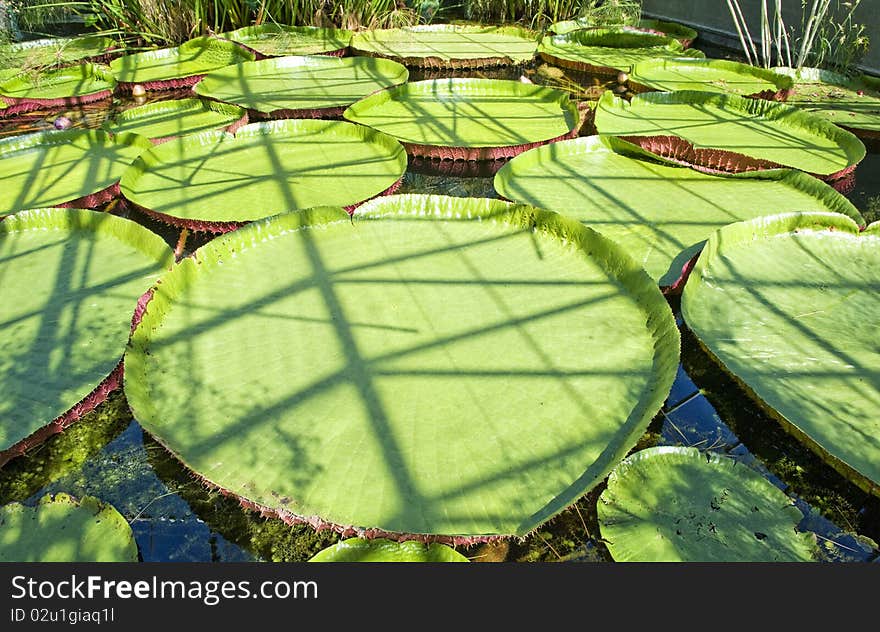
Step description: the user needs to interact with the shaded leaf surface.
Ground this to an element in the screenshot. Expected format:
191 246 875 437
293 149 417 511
598 447 816 562
0 493 138 562
125 195 679 538
682 213 880 494
309 537 468 561
494 136 862 286
0 209 173 452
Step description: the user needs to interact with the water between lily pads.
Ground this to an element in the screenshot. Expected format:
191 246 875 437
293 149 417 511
1 55 878 563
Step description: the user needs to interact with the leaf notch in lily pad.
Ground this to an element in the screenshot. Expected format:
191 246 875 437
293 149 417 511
598 446 816 562
0 493 138 562
350 24 538 69
493 134 863 289
343 78 581 161
595 89 866 181
0 208 173 467
681 212 880 497
119 119 407 232
124 194 680 542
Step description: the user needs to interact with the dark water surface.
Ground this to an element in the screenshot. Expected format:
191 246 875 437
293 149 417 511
1 49 878 563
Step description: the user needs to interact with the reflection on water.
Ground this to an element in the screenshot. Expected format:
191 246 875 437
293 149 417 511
0 49 878 563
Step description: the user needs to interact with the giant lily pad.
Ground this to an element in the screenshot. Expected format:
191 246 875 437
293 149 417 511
538 29 703 76
595 90 866 180
218 24 352 58
193 55 408 119
0 208 173 466
350 24 537 69
343 78 580 161
119 119 406 232
125 194 680 541
0 36 116 77
0 493 138 562
309 538 469 562
629 58 792 100
597 447 816 562
681 213 880 496
2 494 136 561
0 129 153 213
110 36 255 91
773 67 880 140
0 62 117 109
105 98 248 143
494 135 863 288
549 18 698 47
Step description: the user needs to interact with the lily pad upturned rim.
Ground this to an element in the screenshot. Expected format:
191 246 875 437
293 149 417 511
349 24 538 69
0 492 139 562
343 78 581 160
681 212 880 498
217 24 353 59
0 62 117 109
125 194 680 542
596 89 867 180
105 97 248 144
0 207 173 468
119 118 407 232
0 128 154 211
597 446 816 562
493 134 864 290
308 537 470 562
629 57 794 101
109 36 256 91
193 54 409 120
537 28 702 76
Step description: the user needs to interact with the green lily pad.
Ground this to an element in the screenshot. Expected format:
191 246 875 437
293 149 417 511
0 208 173 463
125 194 680 539
105 98 247 142
0 36 115 74
193 55 408 118
549 18 698 46
630 58 792 99
682 213 880 496
494 135 863 287
218 24 352 57
0 129 153 213
595 90 866 178
773 67 880 139
109 36 255 88
309 538 469 562
0 493 138 562
0 62 116 102
598 447 816 562
350 24 537 68
638 19 699 46
119 119 406 230
343 78 579 159
538 28 704 75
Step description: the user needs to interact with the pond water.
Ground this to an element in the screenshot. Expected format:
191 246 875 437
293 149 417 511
1 43 878 563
